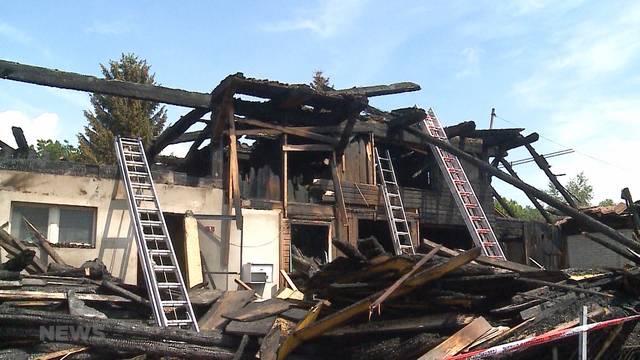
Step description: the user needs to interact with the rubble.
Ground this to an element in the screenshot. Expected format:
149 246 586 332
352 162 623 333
1 235 639 359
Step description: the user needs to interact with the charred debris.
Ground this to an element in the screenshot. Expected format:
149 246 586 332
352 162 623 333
0 59 640 358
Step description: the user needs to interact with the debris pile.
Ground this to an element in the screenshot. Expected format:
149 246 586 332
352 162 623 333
1 230 640 359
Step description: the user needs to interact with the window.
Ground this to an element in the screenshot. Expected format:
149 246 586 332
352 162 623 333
10 202 96 247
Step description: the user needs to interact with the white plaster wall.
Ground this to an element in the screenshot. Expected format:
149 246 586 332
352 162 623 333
567 230 636 268
226 209 281 298
0 170 223 284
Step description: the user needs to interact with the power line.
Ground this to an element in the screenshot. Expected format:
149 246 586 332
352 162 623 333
493 114 630 171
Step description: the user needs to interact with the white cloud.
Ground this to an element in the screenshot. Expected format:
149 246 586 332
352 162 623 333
262 0 367 38
0 111 60 148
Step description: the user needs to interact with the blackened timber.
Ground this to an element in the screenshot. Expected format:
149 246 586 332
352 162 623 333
148 108 209 159
335 116 358 159
442 121 476 138
328 82 421 97
491 186 516 218
331 153 349 241
389 108 428 129
499 133 539 152
498 158 553 224
11 127 28 149
524 143 578 208
404 126 640 254
0 59 213 108
183 123 211 162
236 118 338 145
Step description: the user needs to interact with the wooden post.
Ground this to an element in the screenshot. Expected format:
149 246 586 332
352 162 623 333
227 101 243 231
330 153 349 242
498 158 553 224
403 126 640 255
283 134 288 218
23 218 67 266
184 211 203 287
524 143 578 208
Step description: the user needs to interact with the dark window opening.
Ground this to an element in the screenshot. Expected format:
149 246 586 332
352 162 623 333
377 145 436 190
358 219 395 253
290 223 330 272
420 224 473 251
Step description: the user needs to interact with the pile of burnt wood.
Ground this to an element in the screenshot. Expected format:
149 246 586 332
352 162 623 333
2 227 640 359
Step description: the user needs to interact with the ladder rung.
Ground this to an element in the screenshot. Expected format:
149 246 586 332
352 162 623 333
167 319 194 326
128 171 148 177
381 168 393 172
126 161 145 166
157 282 182 289
388 193 400 197
138 207 158 213
470 216 484 221
477 229 491 234
464 203 478 208
161 300 188 307
378 157 390 162
132 183 152 189
149 249 172 256
386 181 397 185
153 265 177 272
453 180 467 185
140 220 163 226
135 194 155 201
393 218 406 222
397 232 409 236
390 205 402 210
144 234 167 240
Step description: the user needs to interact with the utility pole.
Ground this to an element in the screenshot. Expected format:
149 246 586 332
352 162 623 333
490 108 496 129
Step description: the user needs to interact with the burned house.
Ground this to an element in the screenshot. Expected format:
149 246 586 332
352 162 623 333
0 60 559 294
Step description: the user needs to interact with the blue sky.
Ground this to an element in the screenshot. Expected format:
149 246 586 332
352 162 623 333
1 0 639 205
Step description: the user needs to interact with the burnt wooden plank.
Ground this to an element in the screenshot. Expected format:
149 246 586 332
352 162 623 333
188 288 224 306
198 290 254 330
225 315 276 336
328 82 421 97
325 313 474 336
223 299 291 322
418 317 492 360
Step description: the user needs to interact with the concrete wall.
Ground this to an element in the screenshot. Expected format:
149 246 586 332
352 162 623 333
567 230 636 268
0 169 223 284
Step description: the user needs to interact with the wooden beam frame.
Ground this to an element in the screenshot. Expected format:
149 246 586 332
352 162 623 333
497 158 553 224
227 102 243 230
334 116 358 159
524 143 578 208
235 118 338 145
148 108 209 159
403 126 640 254
327 82 421 97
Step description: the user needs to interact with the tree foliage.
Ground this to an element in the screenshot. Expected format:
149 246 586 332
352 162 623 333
495 197 545 222
77 53 167 164
35 139 81 161
310 70 333 92
598 198 615 206
545 171 593 207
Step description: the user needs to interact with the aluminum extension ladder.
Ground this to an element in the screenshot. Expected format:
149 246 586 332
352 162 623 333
375 148 415 255
114 137 199 331
420 109 506 260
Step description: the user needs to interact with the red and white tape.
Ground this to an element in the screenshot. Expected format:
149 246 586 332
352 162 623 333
446 314 640 360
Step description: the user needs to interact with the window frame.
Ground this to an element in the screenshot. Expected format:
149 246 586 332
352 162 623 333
10 201 97 248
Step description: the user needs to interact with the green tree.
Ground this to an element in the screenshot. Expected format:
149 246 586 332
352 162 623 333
310 70 333 92
495 198 545 222
598 198 615 206
545 171 593 207
35 139 81 161
77 53 167 164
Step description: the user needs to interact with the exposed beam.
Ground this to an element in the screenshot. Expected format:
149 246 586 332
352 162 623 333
404 126 640 254
235 118 338 145
0 59 212 108
524 143 578 208
147 108 209 159
11 127 28 149
335 116 358 159
498 133 539 153
282 144 333 152
328 82 421 97
498 158 553 224
491 186 516 218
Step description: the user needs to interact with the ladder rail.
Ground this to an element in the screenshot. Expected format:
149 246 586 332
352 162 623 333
114 139 164 325
115 137 199 331
135 137 199 331
421 109 506 259
375 148 415 255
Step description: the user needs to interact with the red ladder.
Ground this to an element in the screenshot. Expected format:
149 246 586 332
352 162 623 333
421 109 506 260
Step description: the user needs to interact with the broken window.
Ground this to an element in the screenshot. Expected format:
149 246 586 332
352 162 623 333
10 202 96 247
